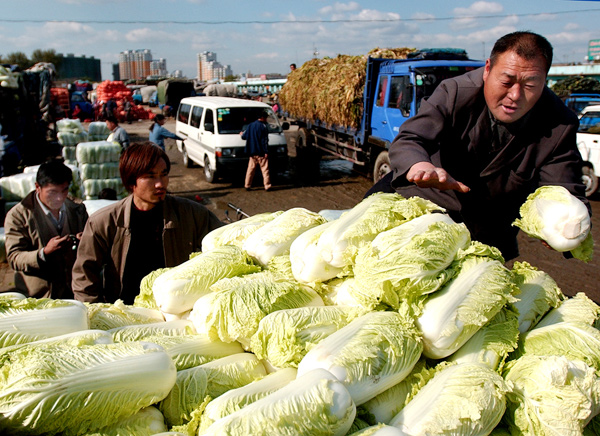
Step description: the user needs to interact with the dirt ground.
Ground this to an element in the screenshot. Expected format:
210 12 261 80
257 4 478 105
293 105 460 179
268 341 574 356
2 117 600 305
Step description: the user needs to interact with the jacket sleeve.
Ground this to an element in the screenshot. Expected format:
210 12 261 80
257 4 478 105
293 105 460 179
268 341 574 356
159 126 179 140
71 217 110 303
4 207 45 273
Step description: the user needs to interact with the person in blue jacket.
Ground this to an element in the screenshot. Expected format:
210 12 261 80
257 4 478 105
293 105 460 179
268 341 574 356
149 114 182 150
241 111 271 191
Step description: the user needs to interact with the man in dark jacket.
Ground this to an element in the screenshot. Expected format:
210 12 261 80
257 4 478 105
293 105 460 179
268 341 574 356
241 111 271 191
5 160 88 298
368 31 588 260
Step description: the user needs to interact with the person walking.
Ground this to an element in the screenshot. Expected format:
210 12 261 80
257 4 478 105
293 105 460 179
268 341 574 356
241 111 271 191
149 114 182 151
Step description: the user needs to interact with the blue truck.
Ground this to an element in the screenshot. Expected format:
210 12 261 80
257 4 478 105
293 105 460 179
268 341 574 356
284 49 484 182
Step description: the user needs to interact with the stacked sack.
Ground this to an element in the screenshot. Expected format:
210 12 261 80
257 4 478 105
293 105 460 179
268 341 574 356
76 141 126 200
88 121 111 142
96 81 153 122
57 119 88 166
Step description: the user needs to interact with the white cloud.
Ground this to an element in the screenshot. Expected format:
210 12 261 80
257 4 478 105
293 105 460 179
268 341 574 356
412 12 435 22
564 22 580 31
319 1 360 15
530 13 556 22
454 2 503 16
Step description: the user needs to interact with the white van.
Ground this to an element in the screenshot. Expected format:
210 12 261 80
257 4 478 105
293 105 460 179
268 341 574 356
577 104 600 196
175 97 289 182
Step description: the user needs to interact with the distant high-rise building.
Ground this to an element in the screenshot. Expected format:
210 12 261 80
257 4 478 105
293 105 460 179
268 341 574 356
57 54 101 81
197 51 232 81
150 58 168 77
119 49 153 80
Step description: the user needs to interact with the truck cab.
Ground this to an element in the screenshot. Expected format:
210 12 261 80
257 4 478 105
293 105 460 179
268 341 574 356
366 51 484 180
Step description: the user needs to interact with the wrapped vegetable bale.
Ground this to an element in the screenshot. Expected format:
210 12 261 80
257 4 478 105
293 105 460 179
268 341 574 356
56 118 84 134
76 141 121 165
0 172 37 202
88 121 111 141
80 162 120 180
279 47 414 129
57 130 89 147
82 178 126 200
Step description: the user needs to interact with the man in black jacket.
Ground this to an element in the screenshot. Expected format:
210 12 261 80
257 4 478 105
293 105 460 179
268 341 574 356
241 111 271 191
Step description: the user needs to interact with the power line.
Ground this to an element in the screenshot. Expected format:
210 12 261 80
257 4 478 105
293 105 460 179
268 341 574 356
1 8 600 25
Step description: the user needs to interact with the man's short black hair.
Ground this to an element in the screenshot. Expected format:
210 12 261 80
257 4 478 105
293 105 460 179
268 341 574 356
490 31 553 73
106 115 119 124
36 159 72 187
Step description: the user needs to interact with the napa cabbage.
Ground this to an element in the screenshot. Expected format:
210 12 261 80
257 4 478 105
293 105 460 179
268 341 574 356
317 192 444 269
297 309 423 405
353 214 470 309
513 185 593 262
109 319 195 342
242 207 327 266
81 406 167 436
152 245 261 316
389 362 509 435
535 292 600 329
86 299 164 330
503 354 600 435
197 368 356 436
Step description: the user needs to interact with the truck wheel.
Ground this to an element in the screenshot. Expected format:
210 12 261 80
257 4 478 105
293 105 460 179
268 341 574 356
582 165 598 197
182 145 194 168
373 151 391 183
204 156 217 183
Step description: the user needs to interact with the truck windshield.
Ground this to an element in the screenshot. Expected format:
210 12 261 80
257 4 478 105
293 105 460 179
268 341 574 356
413 66 480 110
579 111 600 133
216 107 281 134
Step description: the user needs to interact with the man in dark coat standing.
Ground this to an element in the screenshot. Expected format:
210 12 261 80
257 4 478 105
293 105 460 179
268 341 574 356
241 111 271 191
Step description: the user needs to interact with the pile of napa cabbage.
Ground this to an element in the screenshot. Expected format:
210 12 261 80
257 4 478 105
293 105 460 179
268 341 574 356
0 189 598 436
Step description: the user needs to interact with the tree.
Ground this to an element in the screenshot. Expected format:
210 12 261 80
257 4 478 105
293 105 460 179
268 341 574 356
224 74 240 82
31 49 63 69
4 51 32 70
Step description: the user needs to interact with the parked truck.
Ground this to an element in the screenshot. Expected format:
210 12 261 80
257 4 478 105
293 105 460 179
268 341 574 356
280 49 484 182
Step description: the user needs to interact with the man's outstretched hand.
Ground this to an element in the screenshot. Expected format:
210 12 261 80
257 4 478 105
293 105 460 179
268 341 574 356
407 162 470 193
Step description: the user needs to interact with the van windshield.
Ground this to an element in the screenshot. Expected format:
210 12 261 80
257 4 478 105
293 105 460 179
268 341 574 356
216 107 281 134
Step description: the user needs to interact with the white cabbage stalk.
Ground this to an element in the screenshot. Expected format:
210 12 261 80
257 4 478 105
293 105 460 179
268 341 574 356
503 355 600 435
197 368 356 436
361 360 436 426
0 341 177 436
109 319 196 342
513 185 593 261
250 306 368 368
86 299 165 330
0 292 26 301
198 367 298 432
0 298 89 348
513 321 600 372
317 192 443 269
389 362 508 435
510 261 565 333
88 406 168 436
349 424 406 435
320 277 366 307
159 352 267 427
446 307 520 371
535 292 600 329
353 215 470 309
152 245 260 315
141 333 244 370
202 211 283 252
189 271 324 348
242 207 327 266
290 220 344 283
297 310 423 405
416 243 517 359
0 329 113 358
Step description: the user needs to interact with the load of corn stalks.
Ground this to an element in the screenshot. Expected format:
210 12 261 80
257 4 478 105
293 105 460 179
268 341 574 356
279 47 415 129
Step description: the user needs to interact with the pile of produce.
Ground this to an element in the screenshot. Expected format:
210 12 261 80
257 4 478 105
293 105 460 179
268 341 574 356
0 189 598 435
279 47 414 129
76 141 126 200
50 87 70 118
96 80 154 122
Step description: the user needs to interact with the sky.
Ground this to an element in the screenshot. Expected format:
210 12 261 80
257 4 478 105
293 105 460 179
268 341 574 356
1 0 600 81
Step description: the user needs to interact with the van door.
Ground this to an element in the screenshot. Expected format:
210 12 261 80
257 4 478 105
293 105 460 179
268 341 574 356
200 108 218 170
175 102 192 153
185 105 204 164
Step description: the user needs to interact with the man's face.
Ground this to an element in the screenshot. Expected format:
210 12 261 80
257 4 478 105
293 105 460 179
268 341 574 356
106 120 116 131
132 158 169 210
483 51 547 124
36 182 69 212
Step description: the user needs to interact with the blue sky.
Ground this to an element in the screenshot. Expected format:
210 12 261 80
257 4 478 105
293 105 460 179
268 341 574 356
1 0 600 80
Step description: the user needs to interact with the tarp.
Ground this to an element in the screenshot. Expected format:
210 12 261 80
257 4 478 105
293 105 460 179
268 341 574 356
156 79 195 110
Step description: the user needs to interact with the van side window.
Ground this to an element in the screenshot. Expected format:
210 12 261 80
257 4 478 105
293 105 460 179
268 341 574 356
389 76 411 117
190 106 203 128
376 76 389 107
178 104 191 124
204 109 214 132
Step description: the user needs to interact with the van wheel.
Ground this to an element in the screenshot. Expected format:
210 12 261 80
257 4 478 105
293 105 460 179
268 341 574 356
582 165 598 197
182 146 194 168
204 156 217 183
373 151 391 183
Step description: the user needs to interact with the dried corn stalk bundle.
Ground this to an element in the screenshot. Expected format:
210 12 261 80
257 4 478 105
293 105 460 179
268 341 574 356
280 47 414 129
